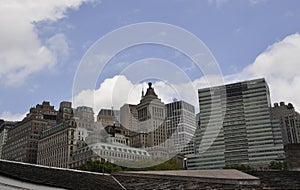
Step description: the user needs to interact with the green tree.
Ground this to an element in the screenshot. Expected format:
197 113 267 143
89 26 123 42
224 164 254 171
78 160 123 173
268 161 287 170
78 158 182 174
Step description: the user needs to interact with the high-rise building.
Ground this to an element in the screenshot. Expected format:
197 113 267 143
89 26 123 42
2 101 57 164
120 104 138 132
0 121 16 158
37 102 77 168
131 82 166 149
37 119 77 168
271 102 300 145
165 100 196 155
57 101 73 124
187 78 284 169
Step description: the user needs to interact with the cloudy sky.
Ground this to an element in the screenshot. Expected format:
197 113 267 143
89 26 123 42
1 0 300 121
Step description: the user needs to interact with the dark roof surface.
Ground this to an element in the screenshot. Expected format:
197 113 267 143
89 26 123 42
0 159 124 190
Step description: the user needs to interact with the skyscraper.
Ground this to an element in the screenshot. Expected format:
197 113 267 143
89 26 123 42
165 100 196 155
37 101 77 168
187 78 284 169
120 104 138 133
133 82 166 149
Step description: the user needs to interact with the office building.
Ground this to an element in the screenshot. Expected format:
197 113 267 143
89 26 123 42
2 101 56 164
187 78 284 169
130 82 166 150
272 102 300 145
120 104 138 132
165 100 196 155
0 121 16 158
37 102 77 168
74 106 95 131
37 119 77 168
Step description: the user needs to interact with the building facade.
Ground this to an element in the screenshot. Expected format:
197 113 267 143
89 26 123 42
120 104 138 133
165 101 196 155
188 78 284 169
2 101 56 164
271 102 300 145
70 142 151 168
97 109 120 127
74 106 95 131
37 102 77 168
0 121 16 158
132 82 166 149
37 119 77 168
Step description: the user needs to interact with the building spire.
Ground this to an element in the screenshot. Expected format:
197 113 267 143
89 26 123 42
141 88 144 99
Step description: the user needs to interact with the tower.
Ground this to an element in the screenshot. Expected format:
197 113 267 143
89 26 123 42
187 78 284 169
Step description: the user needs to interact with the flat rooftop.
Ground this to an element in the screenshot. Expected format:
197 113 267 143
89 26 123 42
117 169 260 186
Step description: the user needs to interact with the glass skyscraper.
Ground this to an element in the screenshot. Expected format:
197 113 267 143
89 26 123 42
187 78 284 169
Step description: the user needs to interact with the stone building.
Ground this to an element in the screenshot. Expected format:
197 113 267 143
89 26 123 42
37 101 77 168
57 101 73 124
0 121 16 158
37 119 77 168
132 82 166 149
97 109 120 127
2 101 57 164
74 106 95 131
271 102 300 145
70 142 151 168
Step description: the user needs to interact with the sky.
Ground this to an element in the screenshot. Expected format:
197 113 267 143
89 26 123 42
1 0 300 121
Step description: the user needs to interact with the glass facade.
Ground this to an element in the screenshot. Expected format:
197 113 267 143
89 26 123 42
187 78 284 169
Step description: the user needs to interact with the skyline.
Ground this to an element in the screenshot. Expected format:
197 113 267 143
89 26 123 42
1 0 300 121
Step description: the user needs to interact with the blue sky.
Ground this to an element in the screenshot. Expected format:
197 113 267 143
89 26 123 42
1 0 300 120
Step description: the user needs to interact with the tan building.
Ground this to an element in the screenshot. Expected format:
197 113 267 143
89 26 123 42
2 101 56 164
132 82 167 149
97 109 120 127
37 119 77 168
37 101 77 168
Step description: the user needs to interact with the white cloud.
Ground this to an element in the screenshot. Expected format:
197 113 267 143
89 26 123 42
73 75 200 113
241 33 300 111
74 33 300 113
0 111 26 121
73 75 136 113
225 33 300 111
0 0 95 86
